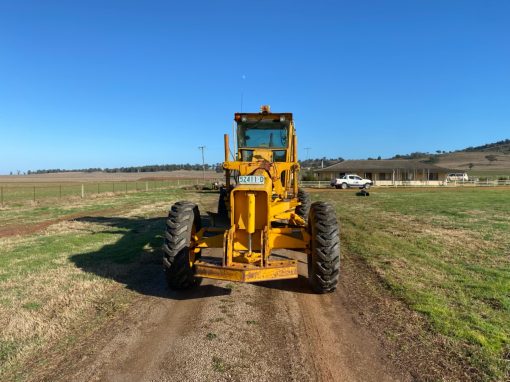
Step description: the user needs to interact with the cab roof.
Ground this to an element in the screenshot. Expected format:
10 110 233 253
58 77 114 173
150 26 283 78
234 112 293 122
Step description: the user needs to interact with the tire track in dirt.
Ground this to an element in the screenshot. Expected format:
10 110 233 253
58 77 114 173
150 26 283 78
38 249 412 382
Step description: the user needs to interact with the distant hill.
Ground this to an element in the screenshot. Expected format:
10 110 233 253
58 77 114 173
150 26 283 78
462 139 510 153
433 151 510 174
389 139 510 175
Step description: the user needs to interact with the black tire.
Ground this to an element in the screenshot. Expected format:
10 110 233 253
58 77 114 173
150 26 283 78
364 183 371 189
295 188 311 221
307 202 340 293
340 183 348 189
217 187 228 219
163 201 202 290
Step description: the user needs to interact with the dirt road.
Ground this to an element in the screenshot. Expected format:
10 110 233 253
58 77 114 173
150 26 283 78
43 249 412 382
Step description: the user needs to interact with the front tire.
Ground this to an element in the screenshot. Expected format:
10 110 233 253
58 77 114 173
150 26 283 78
364 183 371 189
340 183 348 189
307 202 340 293
163 201 202 290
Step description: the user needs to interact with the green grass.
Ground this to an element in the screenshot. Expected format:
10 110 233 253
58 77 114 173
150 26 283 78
211 356 226 372
0 188 208 380
0 188 189 227
313 188 510 380
467 170 510 179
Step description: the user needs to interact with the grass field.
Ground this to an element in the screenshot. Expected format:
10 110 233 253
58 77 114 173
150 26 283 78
319 187 510 380
0 178 220 206
467 170 510 179
0 187 508 380
0 188 220 381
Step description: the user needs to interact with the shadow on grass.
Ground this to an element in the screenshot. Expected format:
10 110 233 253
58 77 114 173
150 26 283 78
69 216 231 300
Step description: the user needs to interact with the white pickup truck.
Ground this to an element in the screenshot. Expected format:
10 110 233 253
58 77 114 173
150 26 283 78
331 174 373 189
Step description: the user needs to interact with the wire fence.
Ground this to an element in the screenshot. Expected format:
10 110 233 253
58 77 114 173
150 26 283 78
2 177 509 206
0 178 223 207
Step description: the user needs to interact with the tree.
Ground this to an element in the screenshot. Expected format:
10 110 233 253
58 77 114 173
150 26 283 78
485 155 498 164
468 163 474 169
377 156 381 160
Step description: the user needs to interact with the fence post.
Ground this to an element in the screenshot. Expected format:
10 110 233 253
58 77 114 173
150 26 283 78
59 184 62 199
97 183 100 194
33 186 36 202
146 181 148 191
81 184 84 198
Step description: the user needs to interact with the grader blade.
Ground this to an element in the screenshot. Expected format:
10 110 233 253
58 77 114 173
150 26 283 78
194 259 298 283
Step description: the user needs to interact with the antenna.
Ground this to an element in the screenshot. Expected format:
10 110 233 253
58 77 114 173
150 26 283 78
198 146 206 182
304 147 311 160
240 74 246 112
232 121 237 160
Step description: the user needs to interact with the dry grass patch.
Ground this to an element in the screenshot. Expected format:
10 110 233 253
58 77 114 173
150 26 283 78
0 188 211 380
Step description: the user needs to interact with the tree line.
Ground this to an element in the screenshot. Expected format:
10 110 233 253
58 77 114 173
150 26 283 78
23 158 346 175
26 163 224 175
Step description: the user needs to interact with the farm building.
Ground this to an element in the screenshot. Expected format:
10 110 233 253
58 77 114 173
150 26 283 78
315 159 457 186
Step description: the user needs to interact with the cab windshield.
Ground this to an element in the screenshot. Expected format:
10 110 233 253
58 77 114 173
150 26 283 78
238 121 289 148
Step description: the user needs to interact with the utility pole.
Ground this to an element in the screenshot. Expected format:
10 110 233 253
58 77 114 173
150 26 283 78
304 147 311 160
198 146 206 182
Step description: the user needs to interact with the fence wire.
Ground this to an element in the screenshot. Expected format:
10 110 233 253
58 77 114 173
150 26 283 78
0 179 223 207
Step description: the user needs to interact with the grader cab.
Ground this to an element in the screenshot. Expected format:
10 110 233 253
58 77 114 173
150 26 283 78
163 106 340 293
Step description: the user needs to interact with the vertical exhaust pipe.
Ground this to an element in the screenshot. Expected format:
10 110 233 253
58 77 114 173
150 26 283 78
224 134 230 188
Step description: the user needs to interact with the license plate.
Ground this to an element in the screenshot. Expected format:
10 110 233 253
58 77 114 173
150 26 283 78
239 175 265 185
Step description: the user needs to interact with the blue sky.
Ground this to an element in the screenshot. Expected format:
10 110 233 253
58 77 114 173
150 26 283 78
0 0 509 174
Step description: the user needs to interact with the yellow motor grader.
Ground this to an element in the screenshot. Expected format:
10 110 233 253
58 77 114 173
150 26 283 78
163 106 340 293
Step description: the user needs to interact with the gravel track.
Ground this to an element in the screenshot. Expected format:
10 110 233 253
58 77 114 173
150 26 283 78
46 250 411 382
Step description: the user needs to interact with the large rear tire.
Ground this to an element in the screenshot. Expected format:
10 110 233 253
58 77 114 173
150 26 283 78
163 201 202 290
308 202 340 293
295 188 311 222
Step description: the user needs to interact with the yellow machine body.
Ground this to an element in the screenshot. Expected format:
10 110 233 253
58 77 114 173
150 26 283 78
192 106 309 282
